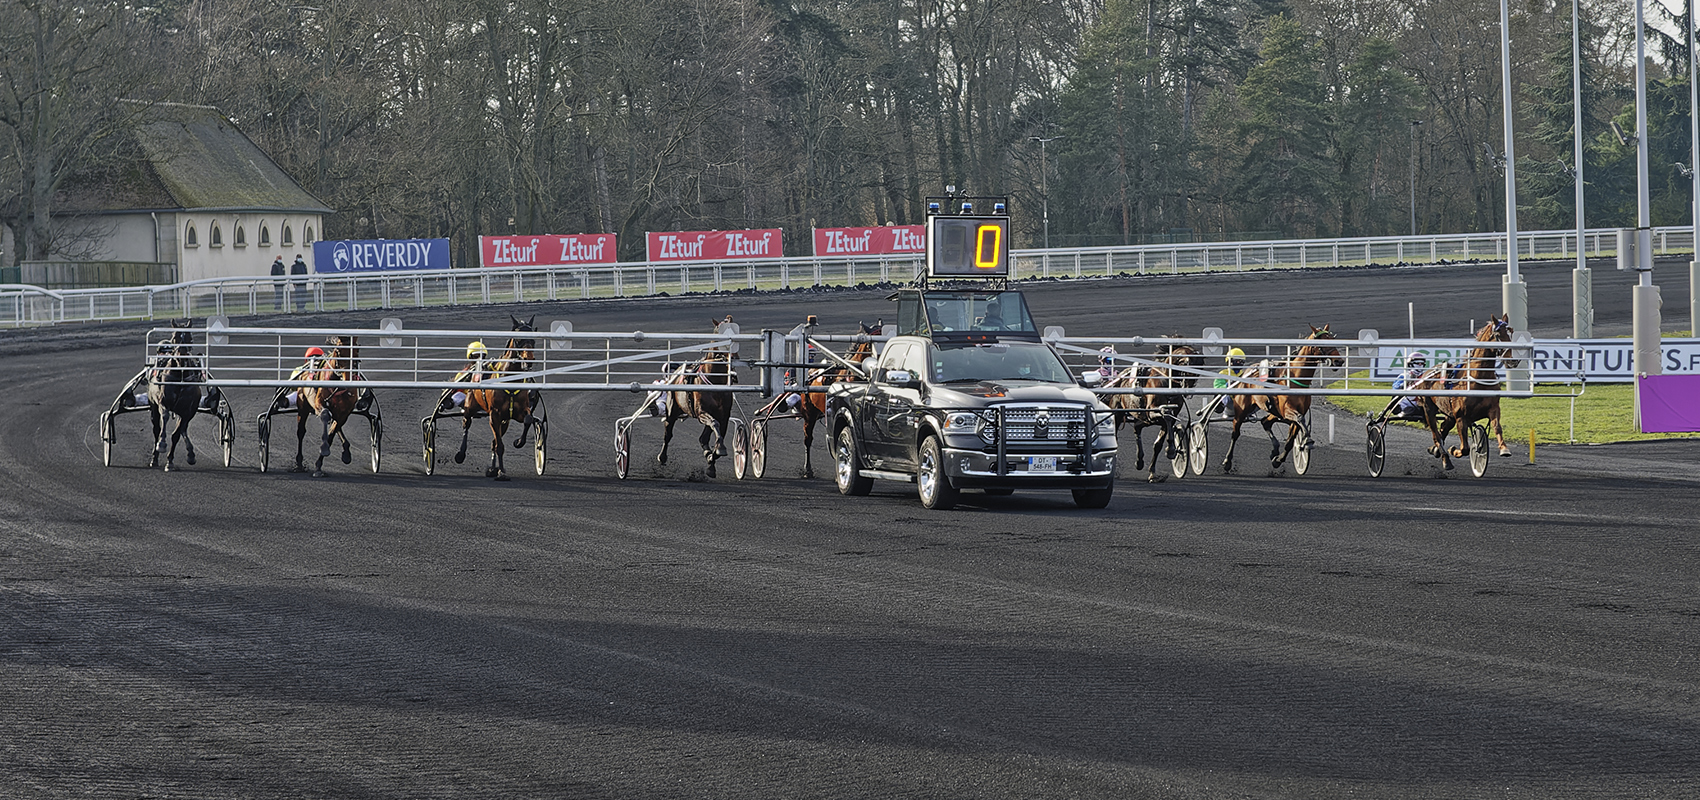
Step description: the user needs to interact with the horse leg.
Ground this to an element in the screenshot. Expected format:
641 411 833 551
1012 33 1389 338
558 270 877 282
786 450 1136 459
149 405 165 468
314 408 340 477
801 414 816 479
1221 411 1243 473
1147 421 1166 483
454 411 473 464
179 410 197 466
658 414 675 465
1262 414 1284 473
699 422 718 478
488 414 509 480
1490 403 1511 456
293 409 310 472
1131 421 1147 472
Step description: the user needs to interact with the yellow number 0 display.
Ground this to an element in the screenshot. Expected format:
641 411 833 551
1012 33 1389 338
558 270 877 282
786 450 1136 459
974 224 1002 270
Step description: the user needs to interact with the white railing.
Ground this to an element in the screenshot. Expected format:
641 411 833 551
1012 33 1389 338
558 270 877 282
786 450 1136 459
9 226 1693 328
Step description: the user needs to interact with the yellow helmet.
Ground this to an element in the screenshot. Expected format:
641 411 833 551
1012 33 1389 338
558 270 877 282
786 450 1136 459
1227 347 1246 359
466 341 488 359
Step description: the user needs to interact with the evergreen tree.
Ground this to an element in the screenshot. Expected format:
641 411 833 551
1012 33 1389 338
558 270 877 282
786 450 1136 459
1236 16 1335 237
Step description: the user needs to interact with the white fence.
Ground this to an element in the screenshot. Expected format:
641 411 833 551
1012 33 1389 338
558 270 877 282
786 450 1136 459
12 225 1693 328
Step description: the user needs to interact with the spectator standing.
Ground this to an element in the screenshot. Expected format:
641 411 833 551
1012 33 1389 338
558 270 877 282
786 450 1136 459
289 254 309 312
269 256 286 310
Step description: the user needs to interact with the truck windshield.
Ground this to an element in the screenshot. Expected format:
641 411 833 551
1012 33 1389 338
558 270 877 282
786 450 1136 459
929 342 1074 384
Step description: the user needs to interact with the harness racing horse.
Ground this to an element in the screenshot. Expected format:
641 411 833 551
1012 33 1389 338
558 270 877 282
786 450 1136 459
294 335 363 476
453 315 540 481
1102 340 1203 483
658 318 738 478
147 319 203 471
755 321 879 478
1413 314 1516 470
1221 325 1343 475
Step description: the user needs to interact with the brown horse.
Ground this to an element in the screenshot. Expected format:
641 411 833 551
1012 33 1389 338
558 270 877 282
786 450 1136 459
658 318 737 477
294 335 362 476
754 321 879 478
1412 314 1516 469
1102 340 1203 483
147 319 202 471
1221 325 1343 474
454 315 539 481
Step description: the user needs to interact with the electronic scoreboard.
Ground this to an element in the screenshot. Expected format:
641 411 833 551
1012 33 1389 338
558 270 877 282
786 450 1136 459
925 196 1010 279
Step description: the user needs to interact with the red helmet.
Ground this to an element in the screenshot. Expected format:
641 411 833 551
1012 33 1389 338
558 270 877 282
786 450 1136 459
304 347 325 358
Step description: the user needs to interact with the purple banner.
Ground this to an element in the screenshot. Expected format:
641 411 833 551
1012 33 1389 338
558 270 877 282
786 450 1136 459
1637 375 1700 433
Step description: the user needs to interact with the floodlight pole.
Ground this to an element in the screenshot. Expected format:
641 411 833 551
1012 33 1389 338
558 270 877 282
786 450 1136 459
1499 0 1530 392
1573 0 1592 338
1691 0 1700 343
1031 135 1062 249
1632 0 1662 378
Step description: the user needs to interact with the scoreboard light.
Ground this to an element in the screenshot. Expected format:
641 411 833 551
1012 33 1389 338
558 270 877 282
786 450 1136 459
927 215 1011 278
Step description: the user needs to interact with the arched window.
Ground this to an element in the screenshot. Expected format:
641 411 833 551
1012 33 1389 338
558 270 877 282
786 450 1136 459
304 225 315 243
234 225 247 246
210 223 223 247
259 224 271 246
282 224 294 245
185 222 198 247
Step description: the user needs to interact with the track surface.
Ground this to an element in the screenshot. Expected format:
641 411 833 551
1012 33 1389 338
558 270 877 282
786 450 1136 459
3 260 1698 798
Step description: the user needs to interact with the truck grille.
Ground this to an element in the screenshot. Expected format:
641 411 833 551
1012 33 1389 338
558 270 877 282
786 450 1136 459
999 406 1086 442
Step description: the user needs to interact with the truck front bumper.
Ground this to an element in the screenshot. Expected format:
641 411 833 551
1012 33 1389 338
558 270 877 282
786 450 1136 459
940 446 1116 490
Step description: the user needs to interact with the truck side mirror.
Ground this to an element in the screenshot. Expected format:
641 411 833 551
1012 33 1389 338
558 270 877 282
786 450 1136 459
1079 371 1104 387
885 369 916 387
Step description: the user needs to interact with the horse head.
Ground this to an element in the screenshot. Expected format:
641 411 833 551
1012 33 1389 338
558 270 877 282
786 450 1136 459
1161 337 1204 388
1474 313 1517 371
503 314 538 370
325 336 361 379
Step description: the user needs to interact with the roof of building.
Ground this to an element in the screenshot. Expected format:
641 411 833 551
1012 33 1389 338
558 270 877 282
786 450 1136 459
56 102 332 215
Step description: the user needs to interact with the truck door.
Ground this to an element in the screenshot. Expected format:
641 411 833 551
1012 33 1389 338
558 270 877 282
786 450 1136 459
865 342 911 466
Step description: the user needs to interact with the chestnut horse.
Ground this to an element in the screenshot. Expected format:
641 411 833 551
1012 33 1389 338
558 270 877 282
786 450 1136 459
754 321 879 478
1102 340 1203 483
658 318 737 477
1221 325 1343 474
294 335 362 476
1413 314 1516 469
454 315 539 481
147 319 202 471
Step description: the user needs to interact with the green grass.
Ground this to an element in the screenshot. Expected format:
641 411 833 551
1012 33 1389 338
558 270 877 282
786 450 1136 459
1328 374 1700 445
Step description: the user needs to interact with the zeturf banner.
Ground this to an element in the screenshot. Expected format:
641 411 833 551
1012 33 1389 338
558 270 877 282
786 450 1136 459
647 229 783 262
313 239 451 273
479 234 617 267
1373 338 1700 383
813 225 926 256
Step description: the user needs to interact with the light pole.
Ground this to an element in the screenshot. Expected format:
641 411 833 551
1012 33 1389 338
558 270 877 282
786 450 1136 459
1499 0 1530 394
1631 0 1661 379
1409 120 1422 236
1573 0 1592 338
1031 135 1062 248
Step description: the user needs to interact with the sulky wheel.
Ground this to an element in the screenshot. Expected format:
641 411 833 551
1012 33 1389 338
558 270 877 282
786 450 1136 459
1367 424 1386 478
421 419 436 476
614 424 631 480
257 415 271 473
534 420 547 475
220 415 234 468
370 417 383 474
1468 424 1490 478
750 420 767 479
1188 419 1208 476
1167 423 1188 479
730 419 749 479
101 412 115 467
1292 425 1312 476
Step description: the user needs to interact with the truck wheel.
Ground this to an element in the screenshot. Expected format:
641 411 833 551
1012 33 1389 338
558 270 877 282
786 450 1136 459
917 436 959 510
834 426 873 496
1072 479 1114 509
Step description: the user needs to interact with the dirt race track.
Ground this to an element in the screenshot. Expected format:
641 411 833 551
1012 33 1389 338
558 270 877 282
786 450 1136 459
2 260 1697 798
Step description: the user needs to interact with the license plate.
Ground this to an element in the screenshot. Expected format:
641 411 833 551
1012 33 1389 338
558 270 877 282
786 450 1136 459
1028 456 1057 473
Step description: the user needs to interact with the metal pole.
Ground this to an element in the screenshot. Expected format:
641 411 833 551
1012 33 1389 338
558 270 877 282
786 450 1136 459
1501 0 1531 392
1032 135 1062 249
1573 0 1593 337
1409 121 1421 236
1691 0 1700 339
1633 0 1663 379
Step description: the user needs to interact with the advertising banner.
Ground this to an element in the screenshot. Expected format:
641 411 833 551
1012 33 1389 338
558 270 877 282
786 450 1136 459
312 238 451 273
1372 338 1700 383
479 234 617 267
646 229 783 262
812 225 926 257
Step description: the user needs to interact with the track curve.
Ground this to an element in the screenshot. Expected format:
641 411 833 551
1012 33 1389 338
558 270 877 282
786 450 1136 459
2 261 1697 798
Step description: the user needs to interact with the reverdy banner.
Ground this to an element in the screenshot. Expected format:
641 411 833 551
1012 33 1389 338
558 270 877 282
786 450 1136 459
647 229 783 262
313 239 451 273
479 234 617 267
813 226 925 256
1373 339 1700 383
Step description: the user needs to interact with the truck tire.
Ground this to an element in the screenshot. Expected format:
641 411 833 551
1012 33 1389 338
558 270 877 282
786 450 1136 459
917 436 959 510
835 426 873 496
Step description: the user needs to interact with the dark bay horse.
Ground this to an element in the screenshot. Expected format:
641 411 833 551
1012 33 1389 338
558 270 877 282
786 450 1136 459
147 319 202 471
455 315 539 481
755 321 879 478
1221 325 1343 475
294 335 362 477
658 318 737 477
1413 314 1516 469
1102 340 1203 482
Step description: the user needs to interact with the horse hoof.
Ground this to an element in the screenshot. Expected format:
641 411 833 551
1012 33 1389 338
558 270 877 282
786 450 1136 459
313 470 326 478
186 453 196 466
1498 447 1511 457
453 452 466 464
290 465 308 473
802 468 815 479
485 467 499 478
1148 473 1166 483
341 450 352 465
162 463 173 473
494 473 511 482
706 464 717 479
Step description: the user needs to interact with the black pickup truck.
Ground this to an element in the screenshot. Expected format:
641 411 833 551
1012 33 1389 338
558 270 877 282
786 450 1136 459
825 289 1118 510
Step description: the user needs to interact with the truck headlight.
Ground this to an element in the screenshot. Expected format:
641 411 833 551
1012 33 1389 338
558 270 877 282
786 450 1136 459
945 412 978 433
1093 411 1117 438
